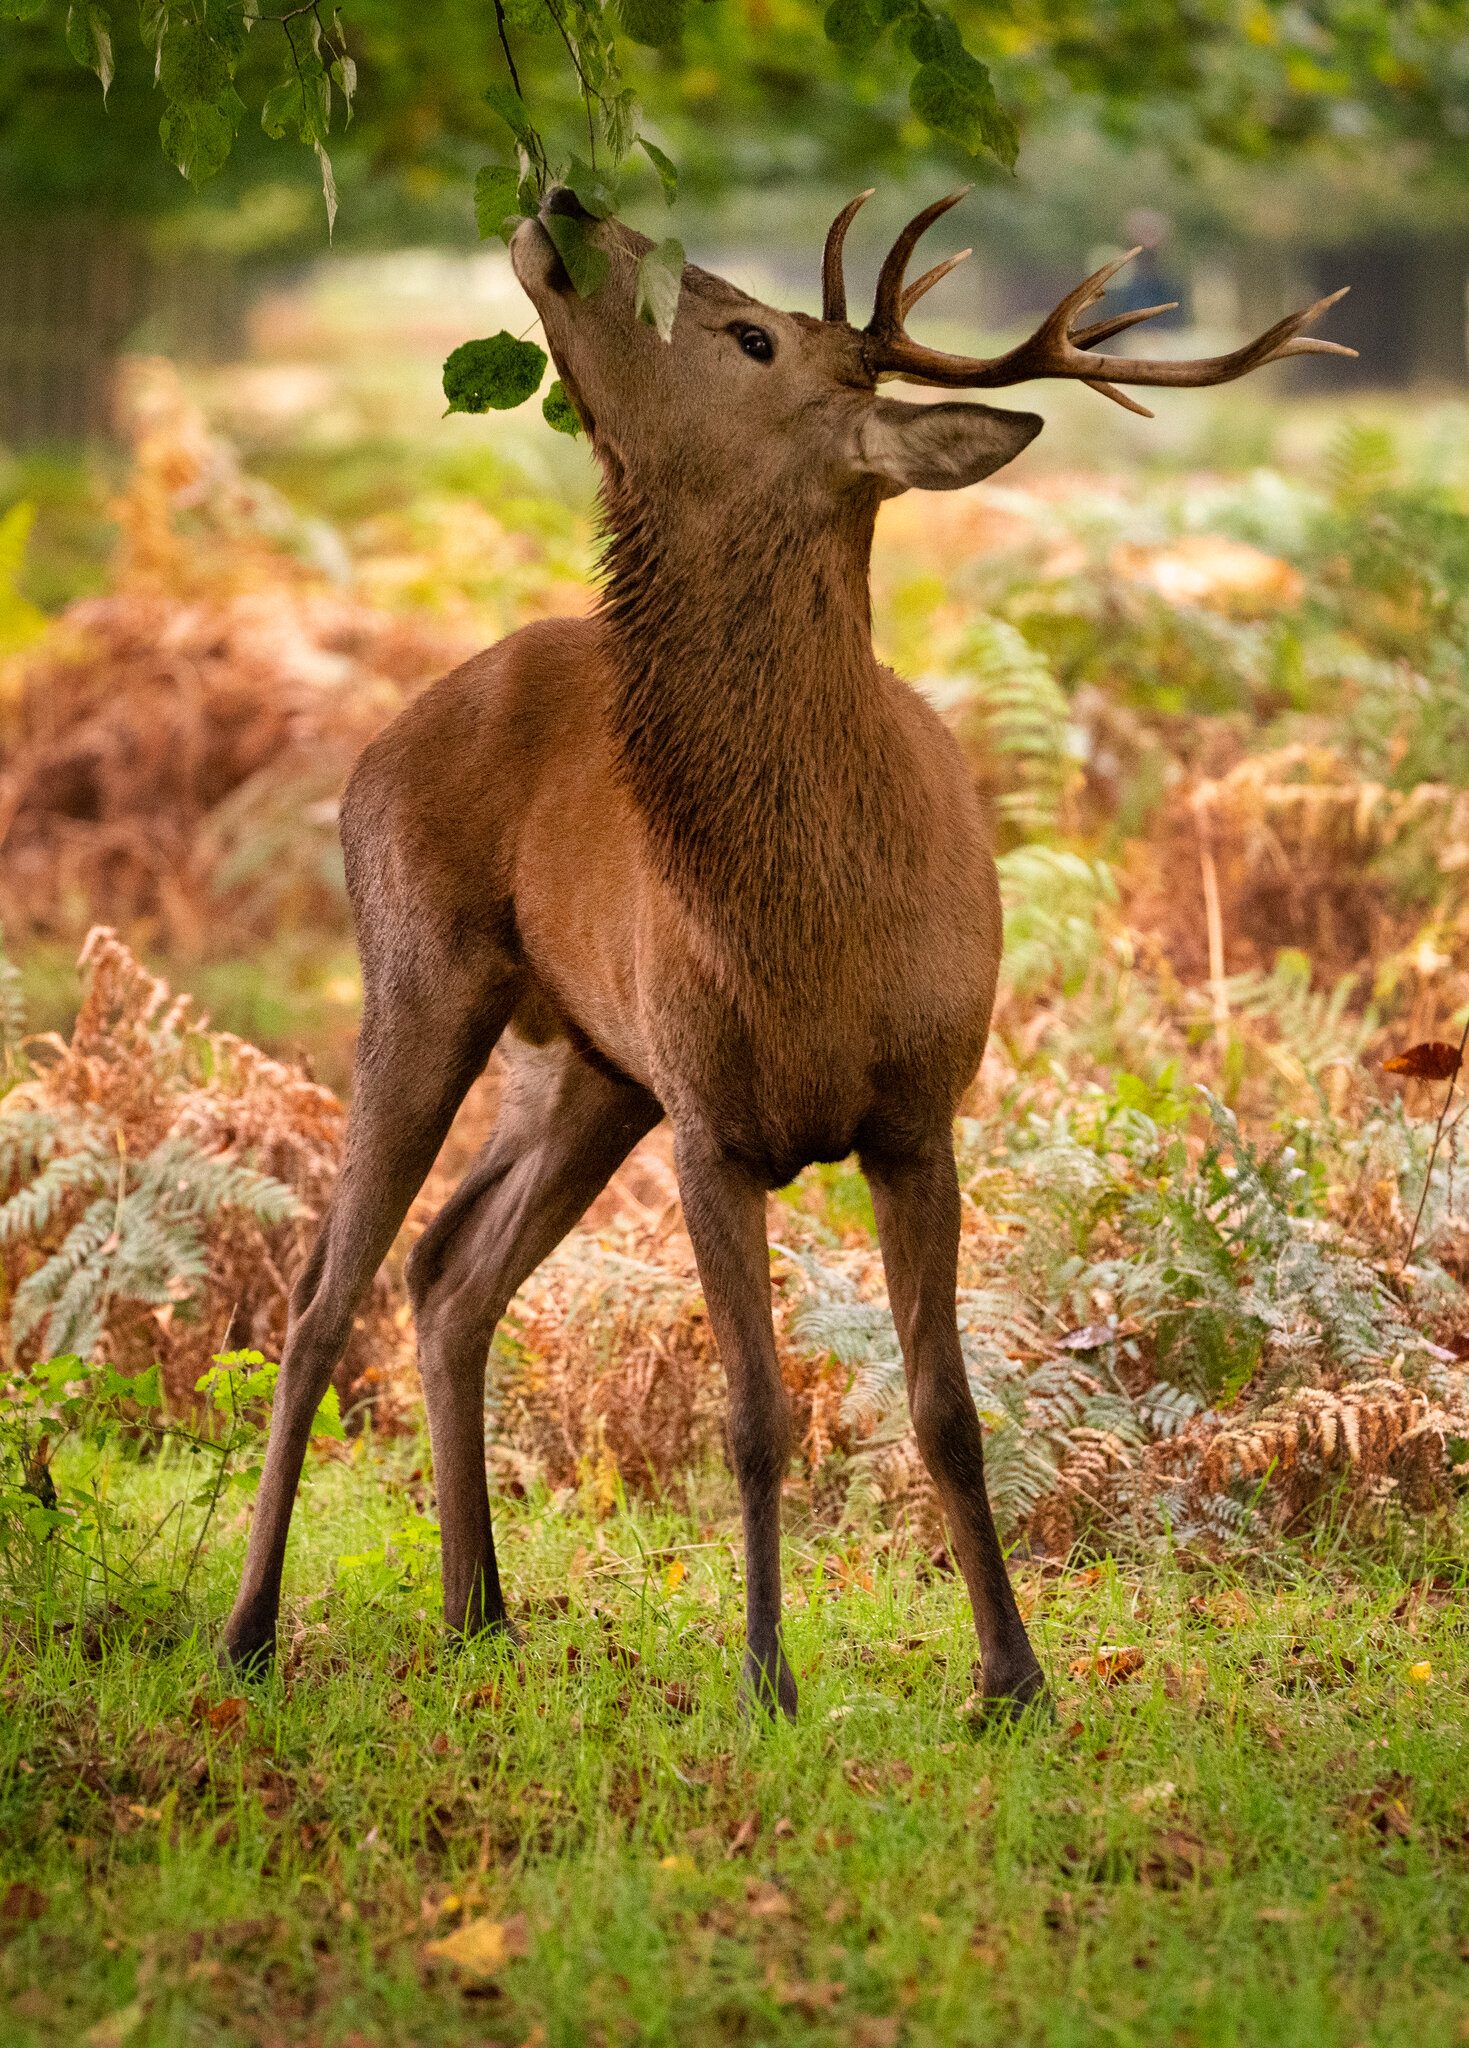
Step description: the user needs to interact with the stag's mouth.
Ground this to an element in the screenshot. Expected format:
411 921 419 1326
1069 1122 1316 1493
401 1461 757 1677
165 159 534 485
511 215 575 300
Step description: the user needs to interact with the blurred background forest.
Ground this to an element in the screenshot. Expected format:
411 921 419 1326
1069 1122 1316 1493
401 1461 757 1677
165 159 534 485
6 0 1469 1552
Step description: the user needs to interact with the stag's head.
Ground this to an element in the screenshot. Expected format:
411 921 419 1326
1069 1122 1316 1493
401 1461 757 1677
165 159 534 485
512 187 1353 510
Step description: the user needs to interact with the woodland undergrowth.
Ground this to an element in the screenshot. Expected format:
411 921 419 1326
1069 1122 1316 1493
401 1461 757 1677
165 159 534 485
6 378 1469 1608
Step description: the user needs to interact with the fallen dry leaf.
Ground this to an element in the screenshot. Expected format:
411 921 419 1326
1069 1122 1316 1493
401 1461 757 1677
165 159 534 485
0 1881 46 1926
1140 1829 1224 1889
768 1974 843 2013
1069 1645 1145 1686
190 1695 246 1735
725 1811 760 1858
422 1912 529 1980
1162 1661 1207 1706
1343 1774 1414 1842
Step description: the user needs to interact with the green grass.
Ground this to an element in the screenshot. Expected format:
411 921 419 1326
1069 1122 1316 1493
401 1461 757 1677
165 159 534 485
4 1438 1469 2046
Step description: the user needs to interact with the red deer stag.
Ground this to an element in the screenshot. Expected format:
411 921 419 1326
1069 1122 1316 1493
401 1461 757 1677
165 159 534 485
222 189 1350 1715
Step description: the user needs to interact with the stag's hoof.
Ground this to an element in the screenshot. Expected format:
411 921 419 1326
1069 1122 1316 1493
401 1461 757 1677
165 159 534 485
448 1611 523 1653
218 1628 276 1680
740 1649 798 1723
965 1666 1053 1731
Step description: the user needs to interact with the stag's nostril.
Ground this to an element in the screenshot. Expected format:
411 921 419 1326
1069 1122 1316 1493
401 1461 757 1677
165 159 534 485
543 183 592 223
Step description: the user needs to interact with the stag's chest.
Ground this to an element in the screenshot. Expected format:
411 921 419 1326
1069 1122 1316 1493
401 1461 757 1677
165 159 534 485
638 846 999 1185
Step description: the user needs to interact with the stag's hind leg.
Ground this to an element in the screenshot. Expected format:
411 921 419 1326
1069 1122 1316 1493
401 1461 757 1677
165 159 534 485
862 1135 1046 1713
406 1038 661 1637
673 1128 797 1719
221 957 516 1672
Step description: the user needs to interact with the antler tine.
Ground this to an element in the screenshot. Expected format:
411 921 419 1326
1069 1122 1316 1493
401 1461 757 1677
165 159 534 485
822 188 876 324
901 248 972 319
862 211 1356 402
868 188 971 338
1072 300 1179 349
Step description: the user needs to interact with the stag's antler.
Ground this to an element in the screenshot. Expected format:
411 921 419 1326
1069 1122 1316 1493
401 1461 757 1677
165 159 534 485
822 187 875 323
826 188 1356 418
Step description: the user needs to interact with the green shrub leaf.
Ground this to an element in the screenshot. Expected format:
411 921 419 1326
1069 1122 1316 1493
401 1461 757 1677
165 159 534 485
161 92 244 189
565 154 617 220
474 162 525 241
261 78 303 141
442 333 549 415
484 79 536 147
542 380 584 437
638 135 678 204
64 2 113 99
909 39 1017 167
617 0 685 49
545 211 610 298
824 0 882 55
635 237 684 342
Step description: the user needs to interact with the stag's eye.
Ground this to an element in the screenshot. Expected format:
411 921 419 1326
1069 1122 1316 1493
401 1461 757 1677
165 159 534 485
731 323 775 363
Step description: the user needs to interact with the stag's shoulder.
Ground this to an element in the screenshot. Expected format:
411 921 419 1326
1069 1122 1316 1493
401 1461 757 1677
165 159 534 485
879 664 982 790
349 615 608 781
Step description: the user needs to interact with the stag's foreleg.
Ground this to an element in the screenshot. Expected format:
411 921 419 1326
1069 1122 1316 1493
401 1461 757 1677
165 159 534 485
407 1041 661 1637
220 966 514 1673
675 1131 797 1719
863 1137 1047 1714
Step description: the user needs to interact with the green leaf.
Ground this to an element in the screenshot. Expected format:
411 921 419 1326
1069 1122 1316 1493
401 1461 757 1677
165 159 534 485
824 0 882 55
158 20 232 104
160 91 243 189
635 236 684 342
910 52 1017 168
544 211 610 297
0 0 51 20
617 0 685 46
261 77 302 141
638 135 678 204
565 153 616 220
484 79 535 147
606 87 641 164
475 163 525 242
442 332 548 415
542 380 583 437
501 0 555 28
903 6 963 64
331 52 357 115
315 140 338 237
65 2 113 98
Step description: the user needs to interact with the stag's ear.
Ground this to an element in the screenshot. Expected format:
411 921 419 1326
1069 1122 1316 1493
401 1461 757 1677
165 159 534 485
855 398 1042 495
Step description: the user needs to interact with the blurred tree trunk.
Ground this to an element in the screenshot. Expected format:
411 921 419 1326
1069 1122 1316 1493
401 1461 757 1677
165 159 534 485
0 215 147 443
0 215 248 447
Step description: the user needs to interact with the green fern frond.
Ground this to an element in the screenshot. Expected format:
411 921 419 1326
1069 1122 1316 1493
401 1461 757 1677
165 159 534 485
0 1139 114 1246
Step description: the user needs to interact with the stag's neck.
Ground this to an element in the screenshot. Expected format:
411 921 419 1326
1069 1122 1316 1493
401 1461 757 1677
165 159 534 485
600 479 899 927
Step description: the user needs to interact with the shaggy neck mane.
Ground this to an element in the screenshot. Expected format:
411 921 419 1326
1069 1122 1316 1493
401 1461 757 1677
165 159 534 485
598 469 903 937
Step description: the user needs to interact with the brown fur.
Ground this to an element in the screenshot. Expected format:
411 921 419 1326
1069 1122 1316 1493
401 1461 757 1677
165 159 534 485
222 197 1051 1713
